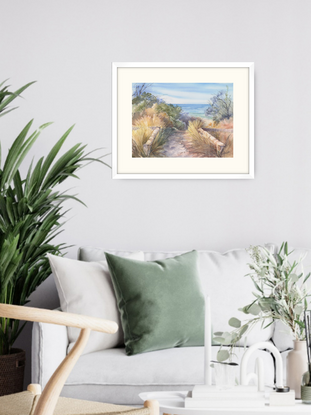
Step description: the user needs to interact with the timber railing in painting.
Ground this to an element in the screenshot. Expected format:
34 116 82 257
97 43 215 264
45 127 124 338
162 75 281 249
143 127 161 156
198 128 233 156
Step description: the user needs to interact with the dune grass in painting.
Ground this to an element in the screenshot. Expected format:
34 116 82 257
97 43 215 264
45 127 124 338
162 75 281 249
132 83 233 158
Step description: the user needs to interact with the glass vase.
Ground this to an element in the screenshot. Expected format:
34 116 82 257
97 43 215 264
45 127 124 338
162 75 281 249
214 362 237 390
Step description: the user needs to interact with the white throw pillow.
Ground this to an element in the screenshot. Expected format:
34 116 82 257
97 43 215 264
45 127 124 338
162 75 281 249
48 252 144 355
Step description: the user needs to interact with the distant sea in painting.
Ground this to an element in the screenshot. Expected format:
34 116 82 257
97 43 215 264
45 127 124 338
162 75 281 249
178 103 211 119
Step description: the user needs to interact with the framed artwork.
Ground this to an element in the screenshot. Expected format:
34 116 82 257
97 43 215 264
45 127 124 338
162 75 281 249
112 62 254 179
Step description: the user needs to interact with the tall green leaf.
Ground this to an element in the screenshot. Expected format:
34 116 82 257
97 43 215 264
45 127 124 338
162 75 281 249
0 80 109 354
0 82 35 114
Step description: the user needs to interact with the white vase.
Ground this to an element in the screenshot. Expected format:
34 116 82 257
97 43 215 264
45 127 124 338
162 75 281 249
286 340 308 399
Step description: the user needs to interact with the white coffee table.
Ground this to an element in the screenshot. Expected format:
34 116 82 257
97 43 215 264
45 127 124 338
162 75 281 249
139 391 311 415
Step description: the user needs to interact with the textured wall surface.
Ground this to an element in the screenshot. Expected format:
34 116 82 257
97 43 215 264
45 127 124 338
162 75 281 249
1 0 311 387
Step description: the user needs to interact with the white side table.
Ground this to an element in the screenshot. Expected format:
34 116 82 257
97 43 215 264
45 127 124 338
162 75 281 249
139 391 311 415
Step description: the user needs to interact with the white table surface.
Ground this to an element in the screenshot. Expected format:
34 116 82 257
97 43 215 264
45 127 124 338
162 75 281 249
139 391 311 415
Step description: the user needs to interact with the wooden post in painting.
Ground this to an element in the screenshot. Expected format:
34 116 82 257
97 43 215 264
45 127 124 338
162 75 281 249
143 127 160 156
198 128 226 156
132 139 139 154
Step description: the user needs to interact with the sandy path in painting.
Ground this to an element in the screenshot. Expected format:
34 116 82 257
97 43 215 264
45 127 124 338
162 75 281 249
163 131 192 158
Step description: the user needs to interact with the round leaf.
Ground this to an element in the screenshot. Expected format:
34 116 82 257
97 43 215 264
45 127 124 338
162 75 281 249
239 306 250 315
259 298 273 311
248 304 261 315
213 337 226 344
217 350 230 362
229 317 241 328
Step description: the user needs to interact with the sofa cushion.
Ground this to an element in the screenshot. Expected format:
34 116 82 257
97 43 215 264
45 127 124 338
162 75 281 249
105 251 205 355
48 251 144 355
63 346 275 405
79 247 274 346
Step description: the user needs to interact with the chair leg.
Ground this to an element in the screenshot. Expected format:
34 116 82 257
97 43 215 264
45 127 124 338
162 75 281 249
144 400 159 415
33 327 90 415
27 384 42 395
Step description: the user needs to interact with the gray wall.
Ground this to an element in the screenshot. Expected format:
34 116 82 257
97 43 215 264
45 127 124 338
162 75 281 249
1 0 311 387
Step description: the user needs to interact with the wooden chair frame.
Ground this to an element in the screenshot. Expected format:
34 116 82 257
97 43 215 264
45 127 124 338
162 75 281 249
0 304 158 415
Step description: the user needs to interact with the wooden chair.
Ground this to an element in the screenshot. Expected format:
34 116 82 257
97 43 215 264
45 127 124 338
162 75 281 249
0 304 159 415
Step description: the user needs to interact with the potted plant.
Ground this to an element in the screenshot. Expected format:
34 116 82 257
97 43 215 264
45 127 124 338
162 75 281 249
214 243 311 396
0 80 108 395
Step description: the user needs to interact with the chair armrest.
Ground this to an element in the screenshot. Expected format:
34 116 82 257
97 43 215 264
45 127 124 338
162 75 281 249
32 320 68 389
0 302 119 415
0 303 118 333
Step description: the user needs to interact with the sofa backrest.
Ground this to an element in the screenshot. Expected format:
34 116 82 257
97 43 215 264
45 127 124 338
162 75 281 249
78 246 274 346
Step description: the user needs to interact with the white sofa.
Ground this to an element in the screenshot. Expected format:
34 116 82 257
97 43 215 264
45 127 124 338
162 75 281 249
31 245 297 405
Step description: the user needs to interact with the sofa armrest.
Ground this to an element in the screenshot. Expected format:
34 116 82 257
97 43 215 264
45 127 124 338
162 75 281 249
32 319 68 388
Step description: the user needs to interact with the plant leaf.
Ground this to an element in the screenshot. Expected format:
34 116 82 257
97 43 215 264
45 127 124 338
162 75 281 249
217 350 229 362
0 81 35 114
228 317 241 328
248 304 261 315
239 325 249 336
213 337 226 344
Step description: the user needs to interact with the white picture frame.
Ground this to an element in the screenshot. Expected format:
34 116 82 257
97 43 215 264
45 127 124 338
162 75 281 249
112 62 254 179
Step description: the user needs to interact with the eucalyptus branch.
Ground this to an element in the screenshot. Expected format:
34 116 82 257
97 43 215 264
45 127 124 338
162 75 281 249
214 242 310 362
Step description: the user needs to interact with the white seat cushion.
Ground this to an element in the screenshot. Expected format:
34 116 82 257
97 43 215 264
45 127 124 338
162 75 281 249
63 346 275 405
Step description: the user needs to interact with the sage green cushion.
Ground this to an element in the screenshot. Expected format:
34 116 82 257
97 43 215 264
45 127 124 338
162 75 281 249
105 250 205 355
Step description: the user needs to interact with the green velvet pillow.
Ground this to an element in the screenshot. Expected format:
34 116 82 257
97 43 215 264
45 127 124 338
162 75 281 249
105 250 205 355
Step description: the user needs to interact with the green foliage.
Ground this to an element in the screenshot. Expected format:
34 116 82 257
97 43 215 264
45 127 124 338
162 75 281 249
205 86 233 125
155 103 184 130
228 317 241 328
0 81 109 354
214 242 311 362
0 80 36 118
217 350 230 362
132 84 185 133
132 92 159 114
174 120 186 131
132 83 152 98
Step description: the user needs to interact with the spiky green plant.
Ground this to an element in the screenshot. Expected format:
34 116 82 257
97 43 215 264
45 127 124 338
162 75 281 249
0 80 109 354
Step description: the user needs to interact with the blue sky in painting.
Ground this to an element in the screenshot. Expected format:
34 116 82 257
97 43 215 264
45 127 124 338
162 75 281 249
132 83 233 104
